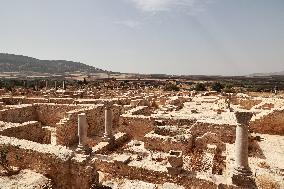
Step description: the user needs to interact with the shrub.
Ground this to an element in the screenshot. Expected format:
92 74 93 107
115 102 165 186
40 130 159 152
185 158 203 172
211 82 224 92
164 83 180 91
194 83 206 91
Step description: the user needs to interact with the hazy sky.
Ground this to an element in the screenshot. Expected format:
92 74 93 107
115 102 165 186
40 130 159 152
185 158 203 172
0 0 283 75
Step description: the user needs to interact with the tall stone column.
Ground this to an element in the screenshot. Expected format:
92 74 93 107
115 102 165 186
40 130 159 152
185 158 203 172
232 111 255 187
103 106 114 143
54 81 58 90
63 81 66 90
77 113 88 150
45 80 48 90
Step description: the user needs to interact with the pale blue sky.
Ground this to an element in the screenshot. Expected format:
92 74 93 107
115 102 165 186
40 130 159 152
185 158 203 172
0 0 283 75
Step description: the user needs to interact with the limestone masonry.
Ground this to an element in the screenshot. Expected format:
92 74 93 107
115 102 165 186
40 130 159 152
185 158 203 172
0 85 283 189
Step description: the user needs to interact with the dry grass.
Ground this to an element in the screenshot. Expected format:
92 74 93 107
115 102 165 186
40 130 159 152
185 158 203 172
256 174 281 189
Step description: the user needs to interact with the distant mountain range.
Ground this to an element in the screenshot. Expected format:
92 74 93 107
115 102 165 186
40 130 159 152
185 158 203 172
249 71 284 77
0 53 107 74
1 53 283 77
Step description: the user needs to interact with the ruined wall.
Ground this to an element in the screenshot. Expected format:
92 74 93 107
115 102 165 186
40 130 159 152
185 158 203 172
56 108 91 146
56 104 122 147
230 97 262 110
0 105 36 123
250 110 284 135
0 136 73 189
93 158 224 189
49 98 74 104
118 115 155 140
156 118 197 127
190 122 236 143
0 121 50 144
144 131 193 154
34 104 82 127
0 135 99 189
1 97 48 105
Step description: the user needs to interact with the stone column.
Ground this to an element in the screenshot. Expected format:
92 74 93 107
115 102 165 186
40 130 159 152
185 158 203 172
55 81 57 90
77 113 88 149
63 81 66 90
234 111 253 175
45 80 48 90
35 81 38 91
232 111 255 187
103 106 114 143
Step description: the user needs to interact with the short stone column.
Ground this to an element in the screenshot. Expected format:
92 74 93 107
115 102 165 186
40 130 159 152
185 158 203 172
232 111 255 187
167 150 183 175
77 113 88 150
103 106 114 143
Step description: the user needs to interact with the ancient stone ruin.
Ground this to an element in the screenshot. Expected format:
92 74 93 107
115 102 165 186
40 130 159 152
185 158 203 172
0 89 283 188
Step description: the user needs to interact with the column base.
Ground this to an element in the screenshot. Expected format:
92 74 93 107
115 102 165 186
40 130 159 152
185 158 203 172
76 144 84 152
232 174 256 188
234 166 252 176
103 134 115 144
166 166 183 175
76 144 90 155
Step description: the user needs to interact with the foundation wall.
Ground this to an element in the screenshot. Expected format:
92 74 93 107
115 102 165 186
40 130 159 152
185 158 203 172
0 135 99 189
157 118 197 126
1 97 48 105
0 121 50 144
119 116 155 140
94 158 225 189
56 105 122 146
34 104 83 127
190 122 236 143
250 110 284 135
0 105 36 123
144 133 192 153
0 136 73 189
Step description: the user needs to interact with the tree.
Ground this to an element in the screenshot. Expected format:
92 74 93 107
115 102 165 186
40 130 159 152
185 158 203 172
194 83 206 91
211 82 224 92
164 83 180 91
83 78 88 85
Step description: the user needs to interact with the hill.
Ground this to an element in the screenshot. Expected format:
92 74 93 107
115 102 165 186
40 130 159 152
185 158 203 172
0 53 107 74
249 71 284 77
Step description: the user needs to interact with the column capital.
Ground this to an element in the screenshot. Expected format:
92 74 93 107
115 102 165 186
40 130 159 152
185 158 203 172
234 111 253 125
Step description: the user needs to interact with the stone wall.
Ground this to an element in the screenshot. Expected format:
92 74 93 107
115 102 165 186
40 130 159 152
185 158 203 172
190 122 236 143
144 131 193 154
93 157 229 189
49 98 74 104
0 135 99 189
0 121 50 144
250 110 284 135
0 105 36 123
56 104 122 147
34 104 83 127
0 136 73 189
119 115 155 140
1 97 48 105
156 118 197 127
